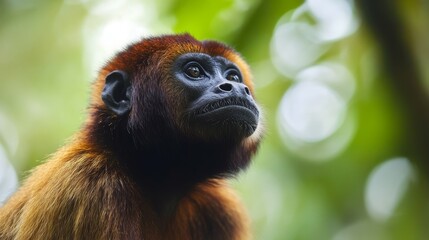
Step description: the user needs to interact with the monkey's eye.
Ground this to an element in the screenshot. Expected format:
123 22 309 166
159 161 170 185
225 70 241 82
184 63 204 79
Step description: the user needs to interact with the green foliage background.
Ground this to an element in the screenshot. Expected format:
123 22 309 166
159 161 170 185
0 0 428 239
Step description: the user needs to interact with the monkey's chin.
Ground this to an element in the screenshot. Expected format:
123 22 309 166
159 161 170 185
192 105 259 139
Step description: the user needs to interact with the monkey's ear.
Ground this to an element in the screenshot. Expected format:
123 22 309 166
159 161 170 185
102 70 131 116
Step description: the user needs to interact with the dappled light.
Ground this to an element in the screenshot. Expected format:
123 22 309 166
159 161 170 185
1 0 428 238
365 157 415 222
0 111 19 157
278 81 346 142
277 79 357 161
272 0 358 161
81 0 171 73
0 110 19 205
271 20 328 77
270 0 358 78
307 0 358 41
295 62 356 101
0 144 18 206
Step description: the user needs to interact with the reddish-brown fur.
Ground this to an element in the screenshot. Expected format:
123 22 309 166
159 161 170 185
0 34 262 240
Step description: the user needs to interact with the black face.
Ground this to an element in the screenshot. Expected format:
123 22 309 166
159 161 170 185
173 53 259 140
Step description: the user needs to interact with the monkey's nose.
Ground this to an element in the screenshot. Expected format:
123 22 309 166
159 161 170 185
218 83 233 92
216 83 251 96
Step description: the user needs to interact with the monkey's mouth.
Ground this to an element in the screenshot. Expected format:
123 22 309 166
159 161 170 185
195 97 259 117
192 97 259 135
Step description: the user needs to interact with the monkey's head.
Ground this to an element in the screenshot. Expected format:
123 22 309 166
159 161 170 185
88 34 263 178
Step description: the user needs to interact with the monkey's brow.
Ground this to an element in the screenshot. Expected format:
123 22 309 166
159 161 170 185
184 53 216 66
213 56 240 71
213 56 231 65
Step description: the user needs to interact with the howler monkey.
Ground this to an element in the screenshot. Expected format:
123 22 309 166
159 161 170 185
0 34 263 240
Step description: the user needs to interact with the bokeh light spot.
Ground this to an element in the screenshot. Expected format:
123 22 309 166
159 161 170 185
295 62 356 101
0 111 19 157
82 0 171 74
278 81 346 142
0 144 18 206
306 0 358 41
365 157 415 222
271 21 328 77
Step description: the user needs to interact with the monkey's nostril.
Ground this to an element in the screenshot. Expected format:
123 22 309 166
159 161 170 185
219 83 233 92
244 87 250 95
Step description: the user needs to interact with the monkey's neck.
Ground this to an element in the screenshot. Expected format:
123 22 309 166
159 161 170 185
84 111 251 191
81 116 253 231
122 137 244 183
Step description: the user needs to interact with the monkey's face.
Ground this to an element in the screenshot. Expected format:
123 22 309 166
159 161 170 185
171 53 260 141
98 35 262 146
93 35 261 176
